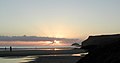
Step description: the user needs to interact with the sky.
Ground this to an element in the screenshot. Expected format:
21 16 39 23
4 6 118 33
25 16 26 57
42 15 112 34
0 0 120 40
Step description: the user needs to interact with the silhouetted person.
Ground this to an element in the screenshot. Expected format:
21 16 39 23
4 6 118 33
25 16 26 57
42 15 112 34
10 46 12 51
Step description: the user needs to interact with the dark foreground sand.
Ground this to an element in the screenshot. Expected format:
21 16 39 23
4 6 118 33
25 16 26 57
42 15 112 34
20 56 80 63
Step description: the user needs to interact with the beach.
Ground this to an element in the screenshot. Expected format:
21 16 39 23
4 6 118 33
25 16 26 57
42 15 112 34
0 48 86 57
0 48 86 63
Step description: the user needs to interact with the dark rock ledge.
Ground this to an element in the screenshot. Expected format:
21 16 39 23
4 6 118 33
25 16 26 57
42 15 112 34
77 34 120 63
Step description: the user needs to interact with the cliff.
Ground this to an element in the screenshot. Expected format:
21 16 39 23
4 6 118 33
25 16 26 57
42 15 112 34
82 34 120 47
77 34 120 63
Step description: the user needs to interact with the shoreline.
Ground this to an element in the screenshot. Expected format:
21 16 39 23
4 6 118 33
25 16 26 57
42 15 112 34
0 49 86 57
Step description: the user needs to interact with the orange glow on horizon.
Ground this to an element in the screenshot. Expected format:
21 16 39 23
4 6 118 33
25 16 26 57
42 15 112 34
0 40 72 46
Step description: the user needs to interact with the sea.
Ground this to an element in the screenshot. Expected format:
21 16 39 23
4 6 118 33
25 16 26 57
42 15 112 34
0 41 81 63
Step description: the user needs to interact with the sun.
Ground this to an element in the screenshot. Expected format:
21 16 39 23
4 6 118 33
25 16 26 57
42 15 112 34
54 40 60 44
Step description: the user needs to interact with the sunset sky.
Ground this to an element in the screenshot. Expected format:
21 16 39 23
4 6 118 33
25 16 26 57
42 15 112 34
0 0 120 40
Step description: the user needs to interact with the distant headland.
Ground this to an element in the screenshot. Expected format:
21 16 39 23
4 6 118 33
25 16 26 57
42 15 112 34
0 35 79 41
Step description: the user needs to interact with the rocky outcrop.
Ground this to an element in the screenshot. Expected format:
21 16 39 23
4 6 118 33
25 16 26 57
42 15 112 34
71 43 81 47
77 34 120 63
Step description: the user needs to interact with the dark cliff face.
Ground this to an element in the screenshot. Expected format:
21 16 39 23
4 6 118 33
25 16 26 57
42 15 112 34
82 34 120 47
77 34 120 63
77 42 120 63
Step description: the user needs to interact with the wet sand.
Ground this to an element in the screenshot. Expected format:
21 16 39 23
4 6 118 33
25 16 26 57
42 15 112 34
20 56 80 63
0 49 86 57
0 49 86 63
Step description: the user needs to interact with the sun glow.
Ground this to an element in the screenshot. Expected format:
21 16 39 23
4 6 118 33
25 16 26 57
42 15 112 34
49 40 62 46
54 34 65 38
46 41 53 44
54 40 60 44
38 22 78 38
